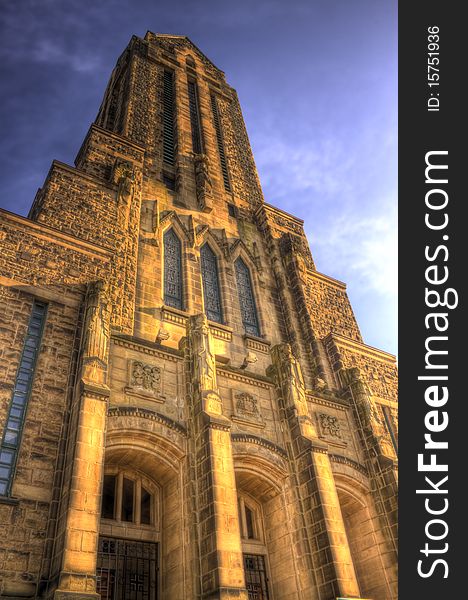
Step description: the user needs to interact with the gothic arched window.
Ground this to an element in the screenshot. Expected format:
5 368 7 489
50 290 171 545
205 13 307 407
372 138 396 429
200 243 223 324
164 229 183 310
234 258 260 336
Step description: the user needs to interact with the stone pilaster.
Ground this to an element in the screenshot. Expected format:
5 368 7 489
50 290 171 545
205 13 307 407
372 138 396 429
341 367 398 571
53 283 111 599
182 314 248 600
269 343 360 600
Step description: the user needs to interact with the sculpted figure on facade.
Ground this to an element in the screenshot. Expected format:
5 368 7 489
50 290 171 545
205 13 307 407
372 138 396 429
188 313 217 392
341 366 391 451
271 344 307 412
194 153 213 212
113 160 135 229
82 280 112 384
270 343 317 439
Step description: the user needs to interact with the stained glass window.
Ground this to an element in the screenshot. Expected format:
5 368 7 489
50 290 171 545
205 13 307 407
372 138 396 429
200 244 223 324
235 258 260 336
164 229 183 309
0 300 47 496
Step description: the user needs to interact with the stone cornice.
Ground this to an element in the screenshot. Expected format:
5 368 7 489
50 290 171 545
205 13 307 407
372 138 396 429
0 209 113 261
306 394 350 411
325 332 397 364
112 334 182 362
258 202 304 226
216 367 273 390
307 269 347 290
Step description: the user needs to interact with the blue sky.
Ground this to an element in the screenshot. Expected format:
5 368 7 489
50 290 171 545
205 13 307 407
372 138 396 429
0 0 397 354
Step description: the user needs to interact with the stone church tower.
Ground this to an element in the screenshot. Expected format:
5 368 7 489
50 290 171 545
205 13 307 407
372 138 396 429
0 33 397 600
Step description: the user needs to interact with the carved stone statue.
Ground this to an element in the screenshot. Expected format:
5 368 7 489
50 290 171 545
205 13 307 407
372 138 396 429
112 160 135 229
341 367 388 443
189 313 217 392
271 344 309 413
270 343 317 440
194 153 213 212
82 280 112 384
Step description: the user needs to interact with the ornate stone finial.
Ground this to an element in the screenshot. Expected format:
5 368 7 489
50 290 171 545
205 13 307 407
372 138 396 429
240 351 258 370
193 153 213 212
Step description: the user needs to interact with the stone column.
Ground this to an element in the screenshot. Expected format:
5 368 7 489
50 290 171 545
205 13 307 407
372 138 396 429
182 314 248 600
54 282 111 599
269 344 361 600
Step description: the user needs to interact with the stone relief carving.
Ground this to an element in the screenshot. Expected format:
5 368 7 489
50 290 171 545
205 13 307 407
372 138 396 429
231 390 264 428
318 413 342 439
236 392 259 416
194 153 213 212
129 361 161 393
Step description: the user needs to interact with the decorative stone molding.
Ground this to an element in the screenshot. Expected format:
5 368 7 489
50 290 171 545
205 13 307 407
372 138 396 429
244 334 270 354
231 433 288 460
216 367 272 390
107 405 187 436
162 305 188 326
306 393 349 411
329 454 369 477
209 322 233 341
231 390 265 429
113 335 181 362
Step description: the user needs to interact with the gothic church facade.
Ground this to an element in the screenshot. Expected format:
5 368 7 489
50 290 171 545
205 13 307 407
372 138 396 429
0 33 398 600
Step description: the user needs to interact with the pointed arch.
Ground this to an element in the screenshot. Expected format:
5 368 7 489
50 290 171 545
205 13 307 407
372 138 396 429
234 256 260 336
200 242 223 323
163 228 183 309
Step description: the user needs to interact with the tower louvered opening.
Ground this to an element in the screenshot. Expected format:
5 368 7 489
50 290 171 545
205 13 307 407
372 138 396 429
210 94 231 192
163 70 176 165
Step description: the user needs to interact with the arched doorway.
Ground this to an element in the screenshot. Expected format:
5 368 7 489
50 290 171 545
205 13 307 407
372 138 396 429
99 420 187 600
234 452 302 600
97 467 160 600
337 482 394 599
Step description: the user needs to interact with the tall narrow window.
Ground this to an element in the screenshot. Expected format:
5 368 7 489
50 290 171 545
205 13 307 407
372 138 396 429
164 229 183 310
188 80 203 154
121 477 135 522
0 300 47 496
235 258 260 336
200 244 223 324
210 94 231 192
163 70 176 165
